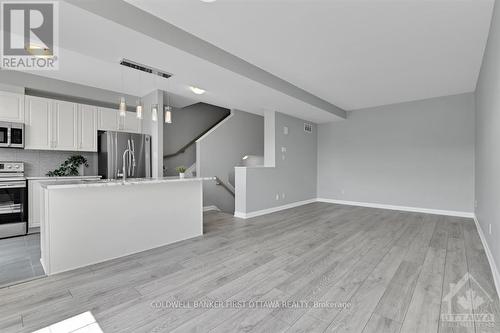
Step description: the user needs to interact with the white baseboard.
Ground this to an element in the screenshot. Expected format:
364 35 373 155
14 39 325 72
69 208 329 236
316 198 474 218
234 198 474 220
203 205 220 212
234 199 317 219
473 215 500 298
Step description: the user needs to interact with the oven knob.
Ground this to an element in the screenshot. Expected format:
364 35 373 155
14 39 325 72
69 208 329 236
6 165 11 169
14 165 19 169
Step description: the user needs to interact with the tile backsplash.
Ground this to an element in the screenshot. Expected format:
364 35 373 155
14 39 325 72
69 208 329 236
0 149 98 177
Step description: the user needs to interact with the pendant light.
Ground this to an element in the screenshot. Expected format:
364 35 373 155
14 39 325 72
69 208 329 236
164 80 173 124
136 71 143 119
136 102 143 119
165 105 172 124
119 66 126 117
119 97 126 117
150 74 158 122
151 104 158 122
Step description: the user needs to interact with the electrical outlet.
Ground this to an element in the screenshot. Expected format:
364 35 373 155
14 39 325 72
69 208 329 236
489 224 492 235
276 194 280 200
282 154 286 160
282 193 285 199
341 189 345 195
283 126 288 135
281 146 287 153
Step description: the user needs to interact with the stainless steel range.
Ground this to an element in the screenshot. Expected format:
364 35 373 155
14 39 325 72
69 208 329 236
0 162 27 238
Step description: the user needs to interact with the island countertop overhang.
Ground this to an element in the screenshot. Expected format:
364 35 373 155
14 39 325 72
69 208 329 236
40 176 215 190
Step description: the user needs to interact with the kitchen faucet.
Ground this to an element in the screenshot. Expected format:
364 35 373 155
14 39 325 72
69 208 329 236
117 139 136 181
119 149 131 181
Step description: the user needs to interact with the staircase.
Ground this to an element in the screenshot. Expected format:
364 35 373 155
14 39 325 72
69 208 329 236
214 176 234 196
163 107 230 176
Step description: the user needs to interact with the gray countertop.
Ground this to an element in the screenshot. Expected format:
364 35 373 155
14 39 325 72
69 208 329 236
41 176 216 189
26 176 102 180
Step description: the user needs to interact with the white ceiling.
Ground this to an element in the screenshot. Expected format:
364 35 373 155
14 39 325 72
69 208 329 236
125 0 494 110
19 1 344 123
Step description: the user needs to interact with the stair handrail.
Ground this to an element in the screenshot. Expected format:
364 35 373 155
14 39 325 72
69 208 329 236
214 176 235 197
163 113 231 159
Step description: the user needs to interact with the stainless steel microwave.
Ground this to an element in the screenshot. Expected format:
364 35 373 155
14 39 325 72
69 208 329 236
0 122 24 148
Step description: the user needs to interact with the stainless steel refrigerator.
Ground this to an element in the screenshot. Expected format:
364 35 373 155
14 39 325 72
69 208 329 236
98 131 151 179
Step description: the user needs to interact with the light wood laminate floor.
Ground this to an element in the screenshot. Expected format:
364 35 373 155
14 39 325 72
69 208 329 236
0 202 499 332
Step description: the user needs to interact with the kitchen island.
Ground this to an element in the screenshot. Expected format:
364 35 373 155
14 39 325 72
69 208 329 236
40 177 209 275
27 176 102 230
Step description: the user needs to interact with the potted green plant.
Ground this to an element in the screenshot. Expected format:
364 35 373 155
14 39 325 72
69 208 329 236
46 155 89 177
176 166 187 178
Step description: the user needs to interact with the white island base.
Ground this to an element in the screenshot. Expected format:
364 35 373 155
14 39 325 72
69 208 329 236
40 178 203 275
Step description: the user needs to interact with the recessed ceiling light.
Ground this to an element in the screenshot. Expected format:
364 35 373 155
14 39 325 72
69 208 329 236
190 86 206 95
200 0 216 2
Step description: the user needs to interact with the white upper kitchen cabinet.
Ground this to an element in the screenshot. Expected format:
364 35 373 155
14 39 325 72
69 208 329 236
25 96 52 150
120 111 142 133
98 108 142 134
25 97 143 152
0 91 24 122
53 100 78 151
78 104 98 152
98 107 119 131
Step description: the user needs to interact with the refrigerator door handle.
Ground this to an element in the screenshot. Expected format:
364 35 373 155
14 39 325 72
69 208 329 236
114 132 118 179
131 139 136 177
145 136 151 178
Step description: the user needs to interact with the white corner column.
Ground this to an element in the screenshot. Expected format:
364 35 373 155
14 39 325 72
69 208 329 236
142 90 164 177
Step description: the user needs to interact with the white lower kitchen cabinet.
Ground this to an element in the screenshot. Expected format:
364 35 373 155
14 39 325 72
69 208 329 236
0 91 24 122
28 176 101 229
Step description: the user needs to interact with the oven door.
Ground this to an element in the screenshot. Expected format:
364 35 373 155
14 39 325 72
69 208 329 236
0 181 27 238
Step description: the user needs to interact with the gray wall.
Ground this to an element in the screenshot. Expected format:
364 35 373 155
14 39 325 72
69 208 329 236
475 0 500 279
318 93 475 213
164 103 230 176
236 111 317 214
0 149 97 177
197 110 264 213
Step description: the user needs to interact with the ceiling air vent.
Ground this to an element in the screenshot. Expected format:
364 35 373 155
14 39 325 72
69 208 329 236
119 58 173 79
304 123 313 133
